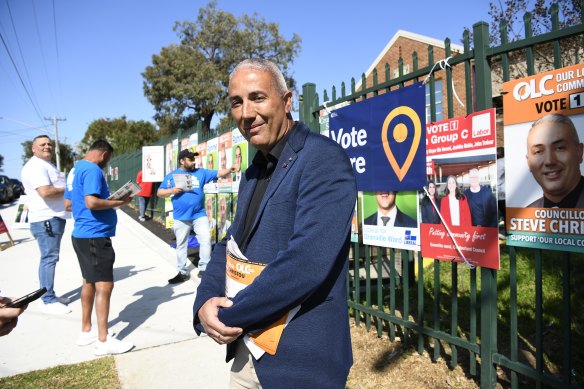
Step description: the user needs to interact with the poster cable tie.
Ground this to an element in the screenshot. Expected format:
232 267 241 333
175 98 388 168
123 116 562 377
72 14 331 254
422 56 465 109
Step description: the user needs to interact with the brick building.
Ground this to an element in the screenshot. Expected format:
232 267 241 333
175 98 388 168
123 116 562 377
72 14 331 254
356 30 467 127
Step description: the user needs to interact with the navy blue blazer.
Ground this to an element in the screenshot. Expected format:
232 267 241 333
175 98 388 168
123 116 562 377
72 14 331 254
193 122 357 388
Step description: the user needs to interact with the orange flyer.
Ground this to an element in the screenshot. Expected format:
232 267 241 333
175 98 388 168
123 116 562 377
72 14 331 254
225 237 300 359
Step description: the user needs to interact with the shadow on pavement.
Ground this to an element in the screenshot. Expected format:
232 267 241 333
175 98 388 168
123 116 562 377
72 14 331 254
108 285 191 340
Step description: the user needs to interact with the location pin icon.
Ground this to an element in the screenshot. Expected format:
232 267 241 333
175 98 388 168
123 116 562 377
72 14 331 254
381 106 422 181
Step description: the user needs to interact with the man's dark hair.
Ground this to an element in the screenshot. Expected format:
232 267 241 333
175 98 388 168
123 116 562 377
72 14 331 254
89 139 114 154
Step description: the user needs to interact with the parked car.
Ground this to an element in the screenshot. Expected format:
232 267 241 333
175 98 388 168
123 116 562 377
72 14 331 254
0 183 9 203
0 176 14 201
9 178 24 198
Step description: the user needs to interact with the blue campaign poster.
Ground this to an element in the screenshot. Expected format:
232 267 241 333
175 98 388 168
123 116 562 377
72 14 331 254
329 82 426 192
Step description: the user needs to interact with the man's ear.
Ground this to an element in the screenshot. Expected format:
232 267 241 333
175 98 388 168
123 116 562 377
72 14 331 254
283 90 293 114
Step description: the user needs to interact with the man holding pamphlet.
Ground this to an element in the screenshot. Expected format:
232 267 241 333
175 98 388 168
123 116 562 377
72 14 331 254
64 139 134 355
158 149 232 283
193 59 357 388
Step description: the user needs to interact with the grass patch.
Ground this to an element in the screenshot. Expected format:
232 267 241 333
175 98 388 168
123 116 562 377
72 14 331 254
0 357 121 389
348 244 584 387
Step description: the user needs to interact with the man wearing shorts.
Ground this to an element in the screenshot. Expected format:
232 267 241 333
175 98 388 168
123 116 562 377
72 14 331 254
65 140 133 355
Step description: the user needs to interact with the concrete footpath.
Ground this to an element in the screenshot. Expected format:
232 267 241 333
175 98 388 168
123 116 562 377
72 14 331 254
0 201 230 388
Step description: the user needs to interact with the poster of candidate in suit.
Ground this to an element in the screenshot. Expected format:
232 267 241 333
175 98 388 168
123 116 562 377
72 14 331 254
361 190 419 250
503 63 584 252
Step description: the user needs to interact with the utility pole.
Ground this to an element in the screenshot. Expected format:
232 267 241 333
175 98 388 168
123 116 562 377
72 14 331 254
44 116 66 171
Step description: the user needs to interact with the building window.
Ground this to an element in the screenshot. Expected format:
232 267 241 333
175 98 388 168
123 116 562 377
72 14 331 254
393 64 410 79
425 81 443 123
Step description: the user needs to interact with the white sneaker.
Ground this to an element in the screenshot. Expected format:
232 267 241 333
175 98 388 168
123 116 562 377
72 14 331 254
77 327 115 346
93 335 134 356
40 301 71 315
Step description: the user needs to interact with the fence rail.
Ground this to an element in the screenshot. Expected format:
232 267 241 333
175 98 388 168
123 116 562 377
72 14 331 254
300 5 584 388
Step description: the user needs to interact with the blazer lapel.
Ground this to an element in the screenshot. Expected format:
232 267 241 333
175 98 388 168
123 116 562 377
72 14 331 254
232 169 259 242
251 123 309 232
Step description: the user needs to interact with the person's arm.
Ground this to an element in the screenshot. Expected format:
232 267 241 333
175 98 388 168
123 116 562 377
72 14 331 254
156 173 182 198
197 298 243 344
64 199 72 212
217 160 240 179
460 197 473 226
0 296 27 337
84 194 131 210
488 190 499 227
36 185 65 199
157 187 183 198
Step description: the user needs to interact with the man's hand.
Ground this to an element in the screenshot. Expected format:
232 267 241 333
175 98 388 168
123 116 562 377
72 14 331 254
198 297 243 345
119 194 133 205
0 297 27 337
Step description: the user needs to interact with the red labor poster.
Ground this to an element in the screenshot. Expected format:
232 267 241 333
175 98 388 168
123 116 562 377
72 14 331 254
420 108 500 270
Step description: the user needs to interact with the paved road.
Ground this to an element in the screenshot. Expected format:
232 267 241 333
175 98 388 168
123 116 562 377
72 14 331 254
0 200 230 388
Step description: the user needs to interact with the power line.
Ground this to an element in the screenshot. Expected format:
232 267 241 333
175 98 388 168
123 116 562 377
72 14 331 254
52 0 63 112
4 0 45 121
32 0 57 113
0 30 46 126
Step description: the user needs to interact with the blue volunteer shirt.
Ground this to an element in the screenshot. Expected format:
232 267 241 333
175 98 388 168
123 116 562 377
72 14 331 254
65 160 117 238
159 168 218 221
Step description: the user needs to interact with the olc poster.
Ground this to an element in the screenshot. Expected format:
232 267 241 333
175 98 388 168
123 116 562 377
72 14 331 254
420 109 500 269
503 63 584 252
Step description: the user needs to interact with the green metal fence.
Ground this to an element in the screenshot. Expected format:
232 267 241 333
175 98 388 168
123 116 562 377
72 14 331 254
300 5 584 388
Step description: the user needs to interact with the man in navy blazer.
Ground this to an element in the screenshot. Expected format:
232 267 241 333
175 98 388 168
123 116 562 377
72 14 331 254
193 59 357 388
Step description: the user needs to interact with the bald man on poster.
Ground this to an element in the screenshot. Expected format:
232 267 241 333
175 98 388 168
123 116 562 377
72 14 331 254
525 113 584 208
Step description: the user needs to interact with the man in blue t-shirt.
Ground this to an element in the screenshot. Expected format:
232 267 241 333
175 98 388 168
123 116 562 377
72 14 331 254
158 149 232 284
64 139 134 356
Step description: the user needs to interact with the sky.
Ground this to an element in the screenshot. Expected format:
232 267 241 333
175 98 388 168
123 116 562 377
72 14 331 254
0 0 492 179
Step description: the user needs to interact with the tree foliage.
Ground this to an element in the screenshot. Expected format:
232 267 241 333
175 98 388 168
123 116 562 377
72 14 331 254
142 0 301 136
487 0 581 45
0 154 4 172
81 116 159 154
464 0 582 79
21 140 76 173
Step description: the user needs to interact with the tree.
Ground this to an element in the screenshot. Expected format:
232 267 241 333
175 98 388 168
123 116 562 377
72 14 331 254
21 140 76 173
215 116 237 134
0 154 4 172
142 0 301 136
487 0 581 44
80 116 159 154
480 0 581 75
